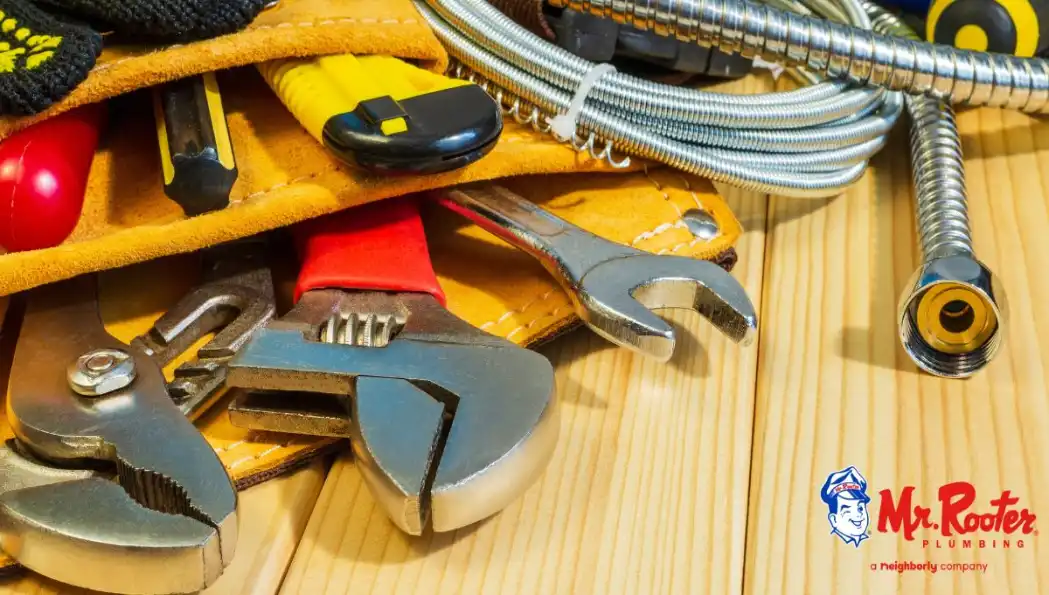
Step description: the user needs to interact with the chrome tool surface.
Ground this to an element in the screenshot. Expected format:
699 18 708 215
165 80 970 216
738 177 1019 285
226 197 557 535
131 237 276 417
1 274 238 595
439 183 757 361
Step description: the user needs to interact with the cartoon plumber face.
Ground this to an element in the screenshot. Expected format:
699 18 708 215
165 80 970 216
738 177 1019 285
820 466 872 547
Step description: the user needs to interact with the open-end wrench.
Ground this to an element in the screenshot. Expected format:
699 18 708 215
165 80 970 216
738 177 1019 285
437 183 758 361
131 237 275 418
225 196 557 535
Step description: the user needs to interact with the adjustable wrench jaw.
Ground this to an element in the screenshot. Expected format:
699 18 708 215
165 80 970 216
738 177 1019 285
228 288 558 535
2 276 238 595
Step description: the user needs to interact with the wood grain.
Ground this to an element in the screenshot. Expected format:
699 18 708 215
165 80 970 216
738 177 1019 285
276 185 767 595
203 460 327 595
743 108 1049 594
0 459 326 595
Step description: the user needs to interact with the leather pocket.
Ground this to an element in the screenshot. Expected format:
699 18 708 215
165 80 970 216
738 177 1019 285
0 0 447 140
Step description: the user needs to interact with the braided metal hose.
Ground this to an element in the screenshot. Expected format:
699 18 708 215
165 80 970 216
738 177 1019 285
547 0 1049 112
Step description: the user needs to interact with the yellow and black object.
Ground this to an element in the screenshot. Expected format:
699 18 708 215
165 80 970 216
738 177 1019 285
927 0 1049 57
257 54 502 175
153 72 238 216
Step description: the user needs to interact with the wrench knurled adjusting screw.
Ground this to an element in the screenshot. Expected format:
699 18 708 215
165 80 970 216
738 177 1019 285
896 95 1006 379
68 348 137 396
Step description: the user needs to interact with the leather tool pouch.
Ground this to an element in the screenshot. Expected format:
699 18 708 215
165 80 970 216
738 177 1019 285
0 0 745 568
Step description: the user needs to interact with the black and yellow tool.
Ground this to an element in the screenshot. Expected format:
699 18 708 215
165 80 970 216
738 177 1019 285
926 0 1049 56
153 72 238 216
257 54 502 175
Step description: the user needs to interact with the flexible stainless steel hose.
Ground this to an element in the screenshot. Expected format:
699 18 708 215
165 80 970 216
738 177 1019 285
907 99 972 261
417 0 902 197
548 0 1049 112
897 89 1005 378
861 3 972 261
862 3 1006 377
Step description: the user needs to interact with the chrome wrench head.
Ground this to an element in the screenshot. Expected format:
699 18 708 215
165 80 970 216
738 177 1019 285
440 184 758 362
226 289 558 535
2 275 238 595
575 253 758 361
131 237 276 417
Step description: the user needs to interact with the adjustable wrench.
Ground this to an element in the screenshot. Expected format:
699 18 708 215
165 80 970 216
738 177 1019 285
225 196 557 535
131 237 276 418
1 274 238 594
437 183 758 361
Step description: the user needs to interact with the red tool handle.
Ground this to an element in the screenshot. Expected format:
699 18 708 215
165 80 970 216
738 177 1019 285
293 195 446 305
0 104 106 252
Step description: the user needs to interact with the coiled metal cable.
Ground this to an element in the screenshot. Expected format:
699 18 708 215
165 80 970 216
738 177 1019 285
416 0 902 197
547 0 1049 112
420 0 1049 197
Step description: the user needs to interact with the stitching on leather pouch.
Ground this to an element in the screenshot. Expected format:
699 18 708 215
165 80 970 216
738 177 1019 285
225 441 295 469
675 173 707 210
630 220 688 244
230 172 322 204
213 440 246 454
92 17 420 74
642 165 684 217
479 288 558 331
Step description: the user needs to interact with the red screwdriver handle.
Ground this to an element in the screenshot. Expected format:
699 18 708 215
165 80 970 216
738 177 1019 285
293 195 446 305
0 104 106 252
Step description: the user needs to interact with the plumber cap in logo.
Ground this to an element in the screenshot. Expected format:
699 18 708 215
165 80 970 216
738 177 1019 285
821 466 871 510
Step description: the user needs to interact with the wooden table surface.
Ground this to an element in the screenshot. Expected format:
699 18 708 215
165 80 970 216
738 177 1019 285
3 79 1049 595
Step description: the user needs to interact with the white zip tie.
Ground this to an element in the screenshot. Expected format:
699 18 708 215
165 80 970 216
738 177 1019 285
752 56 785 81
547 62 617 142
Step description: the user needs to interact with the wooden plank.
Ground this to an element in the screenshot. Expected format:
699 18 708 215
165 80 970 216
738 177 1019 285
203 460 328 595
0 459 326 595
744 109 1049 594
277 185 767 595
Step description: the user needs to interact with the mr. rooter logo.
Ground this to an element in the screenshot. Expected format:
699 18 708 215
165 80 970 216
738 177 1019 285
821 467 1037 549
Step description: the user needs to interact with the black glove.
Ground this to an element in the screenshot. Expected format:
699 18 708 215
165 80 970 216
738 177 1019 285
0 0 269 115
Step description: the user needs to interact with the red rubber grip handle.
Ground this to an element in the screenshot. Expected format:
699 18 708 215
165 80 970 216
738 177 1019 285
293 195 446 305
0 104 106 252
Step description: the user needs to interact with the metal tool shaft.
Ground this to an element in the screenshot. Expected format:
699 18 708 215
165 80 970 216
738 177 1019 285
441 184 640 287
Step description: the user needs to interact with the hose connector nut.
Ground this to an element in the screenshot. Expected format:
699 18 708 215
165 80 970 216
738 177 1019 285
898 255 1007 378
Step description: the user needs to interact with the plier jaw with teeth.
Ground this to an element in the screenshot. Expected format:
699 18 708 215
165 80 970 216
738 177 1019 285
0 273 239 595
